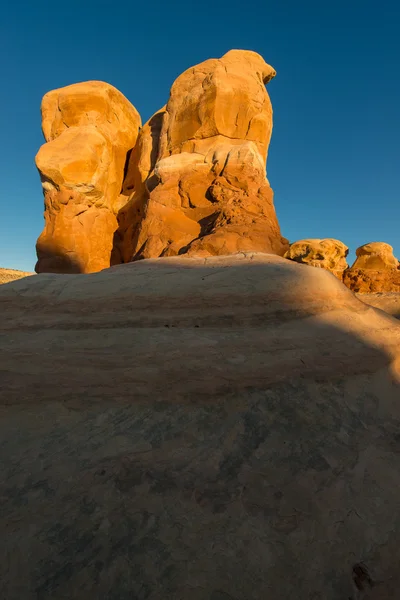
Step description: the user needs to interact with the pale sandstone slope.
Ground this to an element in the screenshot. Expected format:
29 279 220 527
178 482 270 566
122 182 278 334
356 292 400 319
1 254 400 599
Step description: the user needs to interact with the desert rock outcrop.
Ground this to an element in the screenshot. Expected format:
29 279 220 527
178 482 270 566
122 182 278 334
1 253 400 598
35 51 288 272
351 242 399 270
343 242 400 292
128 50 288 259
284 238 349 279
35 81 141 273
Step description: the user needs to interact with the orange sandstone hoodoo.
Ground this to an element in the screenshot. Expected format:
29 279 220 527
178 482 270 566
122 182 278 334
284 238 349 280
343 242 400 293
35 81 141 274
35 50 289 273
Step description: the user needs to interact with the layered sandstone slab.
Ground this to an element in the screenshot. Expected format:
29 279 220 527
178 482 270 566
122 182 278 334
343 242 400 292
1 254 400 599
125 50 288 260
35 81 141 274
284 238 349 279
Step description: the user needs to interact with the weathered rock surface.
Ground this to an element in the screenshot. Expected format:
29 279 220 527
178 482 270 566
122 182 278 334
284 238 349 279
343 242 400 293
345 269 400 293
1 253 400 599
109 106 166 264
356 292 400 320
34 52 289 271
351 242 399 271
0 267 33 284
107 50 288 261
35 81 141 273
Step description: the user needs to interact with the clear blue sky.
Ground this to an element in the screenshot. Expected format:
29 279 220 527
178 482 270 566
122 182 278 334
1 0 399 271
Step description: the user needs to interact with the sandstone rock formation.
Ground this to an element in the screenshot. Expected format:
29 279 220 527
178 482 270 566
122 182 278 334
351 242 399 270
1 253 400 599
126 50 288 259
35 51 288 272
35 81 141 273
284 238 349 279
355 292 400 319
0 268 34 285
343 242 400 293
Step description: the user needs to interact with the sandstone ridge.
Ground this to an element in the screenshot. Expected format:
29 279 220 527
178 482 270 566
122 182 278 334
1 253 400 598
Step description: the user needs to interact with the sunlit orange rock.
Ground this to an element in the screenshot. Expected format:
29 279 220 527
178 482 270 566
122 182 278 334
35 81 141 273
284 238 349 279
35 52 289 271
126 50 288 260
343 242 400 292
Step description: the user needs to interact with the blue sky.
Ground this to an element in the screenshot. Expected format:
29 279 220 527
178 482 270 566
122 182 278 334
1 0 399 271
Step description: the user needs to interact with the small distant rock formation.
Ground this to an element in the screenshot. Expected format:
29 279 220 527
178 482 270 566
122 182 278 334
35 50 288 273
352 242 399 270
0 268 34 285
35 81 141 273
284 238 349 280
343 242 400 293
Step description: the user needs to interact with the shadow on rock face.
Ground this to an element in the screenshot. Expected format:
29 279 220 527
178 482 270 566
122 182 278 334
1 254 400 600
35 231 91 274
35 251 85 274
